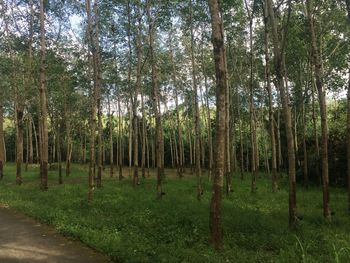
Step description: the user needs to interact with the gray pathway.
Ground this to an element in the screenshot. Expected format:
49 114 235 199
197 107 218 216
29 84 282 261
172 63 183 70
0 207 112 263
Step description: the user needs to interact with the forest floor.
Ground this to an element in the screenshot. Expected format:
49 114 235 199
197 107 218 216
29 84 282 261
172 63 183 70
0 206 111 263
0 164 350 263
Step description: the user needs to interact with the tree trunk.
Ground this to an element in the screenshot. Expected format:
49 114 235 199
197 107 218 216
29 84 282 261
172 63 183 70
33 119 39 164
225 54 232 194
93 1 103 189
208 0 227 250
0 104 4 180
345 0 350 213
310 64 321 184
302 92 309 188
169 29 184 178
245 0 257 193
15 105 24 185
203 68 213 180
108 96 114 178
118 98 123 180
128 102 132 178
65 118 71 177
263 1 278 192
132 0 143 186
147 0 164 198
266 0 297 226
39 0 48 191
86 0 97 201
306 0 331 219
28 117 33 163
25 117 29 172
141 88 146 178
189 0 203 199
57 122 63 184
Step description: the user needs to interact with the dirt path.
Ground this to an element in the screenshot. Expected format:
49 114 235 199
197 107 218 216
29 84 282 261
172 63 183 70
0 207 112 263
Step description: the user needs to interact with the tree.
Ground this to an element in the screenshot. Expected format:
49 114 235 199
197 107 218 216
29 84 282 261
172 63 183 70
189 0 203 200
208 0 228 250
345 0 350 213
305 0 331 219
39 0 49 191
0 102 4 180
265 0 297 225
86 0 97 201
263 0 278 192
147 0 164 198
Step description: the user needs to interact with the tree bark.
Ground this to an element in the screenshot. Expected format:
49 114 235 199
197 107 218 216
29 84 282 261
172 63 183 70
344 0 350 213
169 29 184 178
189 0 203 199
0 104 4 180
108 96 114 178
306 0 331 219
245 0 257 193
132 0 143 186
39 0 48 191
86 0 97 201
208 0 227 250
57 122 63 184
94 1 103 189
147 0 164 198
263 1 278 192
118 98 123 180
15 104 24 185
65 116 71 177
266 0 297 226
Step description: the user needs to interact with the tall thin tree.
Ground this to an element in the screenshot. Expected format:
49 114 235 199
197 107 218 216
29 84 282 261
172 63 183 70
208 0 228 250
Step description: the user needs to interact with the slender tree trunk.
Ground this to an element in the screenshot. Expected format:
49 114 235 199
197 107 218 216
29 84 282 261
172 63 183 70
92 1 103 189
311 77 321 184
277 107 282 170
302 93 309 187
108 96 114 178
25 116 29 172
169 29 184 178
225 56 232 194
0 104 4 180
204 70 213 180
27 0 34 165
141 90 146 178
345 0 350 213
118 98 123 180
245 1 257 193
15 104 24 185
39 0 48 191
266 0 297 226
264 1 278 192
132 0 143 186
208 0 227 250
28 117 33 163
306 0 331 219
128 102 132 178
65 119 71 177
57 122 62 184
239 106 244 179
33 119 39 164
86 0 97 201
189 0 203 199
147 0 164 198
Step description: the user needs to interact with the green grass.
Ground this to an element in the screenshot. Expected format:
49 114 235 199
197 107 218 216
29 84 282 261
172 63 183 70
0 163 350 262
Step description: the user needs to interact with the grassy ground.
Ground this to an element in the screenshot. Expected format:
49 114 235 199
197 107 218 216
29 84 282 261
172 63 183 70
0 163 349 263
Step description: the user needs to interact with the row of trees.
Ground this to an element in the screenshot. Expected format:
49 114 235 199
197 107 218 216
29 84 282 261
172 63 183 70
0 0 350 249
